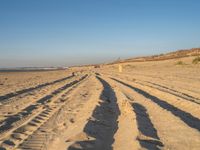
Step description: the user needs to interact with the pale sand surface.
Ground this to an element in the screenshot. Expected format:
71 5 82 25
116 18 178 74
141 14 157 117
0 56 200 150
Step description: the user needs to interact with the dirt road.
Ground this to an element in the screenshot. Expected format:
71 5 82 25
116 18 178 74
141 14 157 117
0 58 200 150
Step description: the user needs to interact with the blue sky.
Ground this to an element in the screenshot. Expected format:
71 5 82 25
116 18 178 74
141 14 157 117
0 0 200 67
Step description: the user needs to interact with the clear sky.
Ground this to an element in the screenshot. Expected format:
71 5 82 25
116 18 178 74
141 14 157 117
0 0 200 67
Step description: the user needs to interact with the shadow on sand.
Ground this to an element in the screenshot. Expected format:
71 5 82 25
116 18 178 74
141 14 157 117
132 102 163 149
68 76 120 150
112 78 200 132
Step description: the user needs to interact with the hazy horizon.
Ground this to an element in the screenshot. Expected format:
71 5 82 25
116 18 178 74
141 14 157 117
1 0 200 68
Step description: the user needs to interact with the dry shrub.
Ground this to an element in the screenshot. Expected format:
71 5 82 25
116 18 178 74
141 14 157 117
125 64 135 69
192 56 200 64
175 61 185 65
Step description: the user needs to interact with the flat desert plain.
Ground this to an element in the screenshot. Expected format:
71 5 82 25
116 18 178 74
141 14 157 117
0 56 200 150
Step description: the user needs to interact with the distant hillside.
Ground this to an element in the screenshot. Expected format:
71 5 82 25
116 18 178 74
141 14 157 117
112 48 200 64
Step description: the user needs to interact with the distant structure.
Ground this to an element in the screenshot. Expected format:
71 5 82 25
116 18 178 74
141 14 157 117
117 57 121 62
118 64 122 73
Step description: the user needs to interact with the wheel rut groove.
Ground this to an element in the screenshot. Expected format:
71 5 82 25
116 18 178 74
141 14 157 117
0 74 74 102
111 77 200 132
132 102 163 150
0 74 88 149
67 76 120 150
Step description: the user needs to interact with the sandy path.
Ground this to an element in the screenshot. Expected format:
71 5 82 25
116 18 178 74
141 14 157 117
0 74 76 116
0 74 74 102
108 75 200 120
122 73 200 103
102 71 200 102
49 75 103 150
104 77 140 150
110 76 200 150
18 75 94 150
63 75 142 150
66 76 120 150
0 60 200 150
0 74 88 149
0 70 74 96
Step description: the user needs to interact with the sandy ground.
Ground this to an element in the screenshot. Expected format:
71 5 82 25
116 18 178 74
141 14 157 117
0 56 200 150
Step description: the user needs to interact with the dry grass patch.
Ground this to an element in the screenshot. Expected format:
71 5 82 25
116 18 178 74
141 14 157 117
175 61 185 65
192 56 200 64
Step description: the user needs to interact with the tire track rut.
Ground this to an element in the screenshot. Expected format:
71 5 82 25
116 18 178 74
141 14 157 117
111 77 200 132
67 76 120 150
132 102 163 150
111 76 200 149
0 74 88 149
0 74 74 102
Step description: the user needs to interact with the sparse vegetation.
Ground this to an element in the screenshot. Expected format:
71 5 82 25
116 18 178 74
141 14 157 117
125 64 136 69
175 61 185 65
192 56 200 64
111 48 200 64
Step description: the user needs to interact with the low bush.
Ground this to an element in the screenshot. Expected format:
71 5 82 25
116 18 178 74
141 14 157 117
192 56 200 64
175 61 184 65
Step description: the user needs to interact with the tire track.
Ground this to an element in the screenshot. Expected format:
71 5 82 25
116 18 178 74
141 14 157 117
0 75 78 117
0 74 74 102
135 80 200 105
111 77 200 132
97 76 163 150
0 74 88 148
0 74 76 117
18 75 97 150
102 72 200 105
105 74 200 119
49 76 104 150
131 102 163 150
111 77 200 149
67 76 120 150
99 77 141 150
